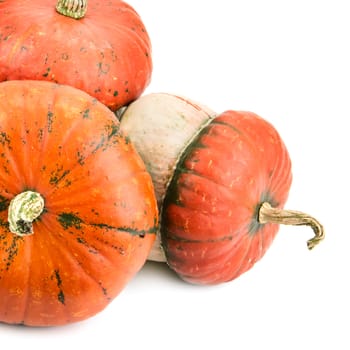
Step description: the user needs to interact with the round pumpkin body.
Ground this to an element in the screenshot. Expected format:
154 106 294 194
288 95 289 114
0 0 152 111
120 94 293 284
161 110 292 284
0 80 157 326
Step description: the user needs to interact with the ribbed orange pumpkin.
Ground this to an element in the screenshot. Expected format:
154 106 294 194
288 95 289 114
0 0 152 111
120 93 324 285
0 80 158 326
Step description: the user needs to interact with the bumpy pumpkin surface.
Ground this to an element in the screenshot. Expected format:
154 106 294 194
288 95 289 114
161 110 292 284
0 0 152 111
120 93 324 285
0 80 157 326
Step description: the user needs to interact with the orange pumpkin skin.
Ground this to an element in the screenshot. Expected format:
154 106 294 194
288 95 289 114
0 80 157 326
0 0 152 111
161 111 292 284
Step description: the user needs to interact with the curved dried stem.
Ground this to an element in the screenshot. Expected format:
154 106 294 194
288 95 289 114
258 202 324 250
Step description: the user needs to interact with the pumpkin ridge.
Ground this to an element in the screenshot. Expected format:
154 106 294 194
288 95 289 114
46 168 149 212
36 118 55 189
215 112 291 223
161 117 257 237
52 236 115 301
15 229 63 324
0 137 22 191
267 140 292 202
229 236 254 280
53 109 96 154
21 237 33 324
37 104 126 197
161 122 247 246
168 158 259 202
250 223 266 265
73 15 151 107
110 22 152 57
161 117 216 209
160 115 215 198
162 113 260 201
218 235 255 283
32 219 117 302
0 92 35 190
168 235 253 285
211 238 254 283
45 214 117 267
212 113 266 177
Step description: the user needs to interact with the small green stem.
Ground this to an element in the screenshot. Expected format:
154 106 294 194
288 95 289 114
8 191 45 236
258 202 325 250
56 0 87 19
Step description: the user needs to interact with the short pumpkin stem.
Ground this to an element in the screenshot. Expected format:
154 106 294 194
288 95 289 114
56 0 87 19
8 191 45 236
258 202 324 250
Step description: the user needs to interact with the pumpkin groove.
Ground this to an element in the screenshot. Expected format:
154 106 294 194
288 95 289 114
0 80 158 326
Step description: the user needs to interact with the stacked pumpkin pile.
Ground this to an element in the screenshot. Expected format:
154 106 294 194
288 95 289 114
0 0 324 327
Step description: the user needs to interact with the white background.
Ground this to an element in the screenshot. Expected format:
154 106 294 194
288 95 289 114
2 0 349 349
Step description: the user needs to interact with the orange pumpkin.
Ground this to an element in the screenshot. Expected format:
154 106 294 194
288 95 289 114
0 0 152 111
0 80 158 326
120 93 324 285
